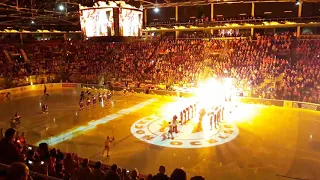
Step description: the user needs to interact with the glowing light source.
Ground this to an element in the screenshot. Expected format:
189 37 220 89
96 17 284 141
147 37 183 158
195 79 225 108
153 7 159 13
58 4 65 11
161 97 194 120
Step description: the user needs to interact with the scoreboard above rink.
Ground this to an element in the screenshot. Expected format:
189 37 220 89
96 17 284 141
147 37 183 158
79 1 143 37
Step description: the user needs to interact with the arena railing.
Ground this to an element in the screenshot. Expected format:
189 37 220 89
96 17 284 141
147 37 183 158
0 163 62 180
147 16 320 27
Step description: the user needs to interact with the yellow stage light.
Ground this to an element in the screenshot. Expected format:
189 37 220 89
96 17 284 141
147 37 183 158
195 79 225 109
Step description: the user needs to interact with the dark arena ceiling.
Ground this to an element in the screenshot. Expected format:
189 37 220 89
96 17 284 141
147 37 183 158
0 0 319 31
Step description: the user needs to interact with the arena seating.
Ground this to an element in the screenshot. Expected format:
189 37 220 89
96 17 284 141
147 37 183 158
0 33 319 103
0 128 176 180
0 33 320 179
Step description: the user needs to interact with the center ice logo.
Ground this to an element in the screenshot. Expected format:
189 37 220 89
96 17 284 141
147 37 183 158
131 115 239 148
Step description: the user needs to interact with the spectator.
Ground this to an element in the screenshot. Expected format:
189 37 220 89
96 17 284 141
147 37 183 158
63 153 77 175
0 128 20 165
6 162 29 180
91 161 105 180
170 168 187 180
0 128 4 140
78 158 92 180
49 148 57 158
19 132 26 147
105 164 120 180
121 169 130 180
55 149 64 176
116 167 122 175
33 142 58 176
130 168 139 180
38 143 50 162
25 150 36 171
190 176 205 180
152 165 169 180
56 149 64 162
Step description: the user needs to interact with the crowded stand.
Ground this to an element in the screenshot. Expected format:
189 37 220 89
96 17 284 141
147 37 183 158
0 32 320 179
0 33 319 102
0 127 178 180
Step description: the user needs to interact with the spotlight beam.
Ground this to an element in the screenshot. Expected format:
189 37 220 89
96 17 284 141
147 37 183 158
36 98 157 146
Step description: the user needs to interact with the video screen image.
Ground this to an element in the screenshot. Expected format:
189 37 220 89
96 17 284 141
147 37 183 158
119 9 142 37
80 8 115 37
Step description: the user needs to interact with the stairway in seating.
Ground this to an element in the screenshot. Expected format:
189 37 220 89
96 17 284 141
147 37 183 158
20 49 30 62
3 50 12 62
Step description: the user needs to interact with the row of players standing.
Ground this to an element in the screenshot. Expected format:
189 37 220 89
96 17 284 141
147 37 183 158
167 104 197 139
167 103 224 139
79 90 113 110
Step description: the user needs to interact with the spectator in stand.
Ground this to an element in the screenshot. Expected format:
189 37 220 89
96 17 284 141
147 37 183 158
130 168 139 180
25 150 36 171
55 149 64 177
56 149 64 162
152 165 169 180
63 153 78 174
91 161 105 180
38 143 50 162
121 168 130 180
170 168 187 180
78 158 92 180
190 176 205 180
49 148 57 158
116 167 122 176
19 132 26 147
0 128 20 165
106 164 120 180
33 142 56 176
63 153 78 175
0 128 4 140
6 162 29 180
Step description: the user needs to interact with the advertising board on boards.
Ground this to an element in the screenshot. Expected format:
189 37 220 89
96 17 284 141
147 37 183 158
292 102 320 111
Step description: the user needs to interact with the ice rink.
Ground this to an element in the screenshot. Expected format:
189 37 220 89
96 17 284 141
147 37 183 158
1 89 320 180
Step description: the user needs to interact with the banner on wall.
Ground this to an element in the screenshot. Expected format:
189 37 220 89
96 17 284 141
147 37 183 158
62 83 78 88
81 84 108 89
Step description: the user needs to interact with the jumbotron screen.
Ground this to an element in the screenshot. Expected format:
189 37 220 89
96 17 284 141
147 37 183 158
80 8 115 37
79 1 143 37
119 9 143 37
